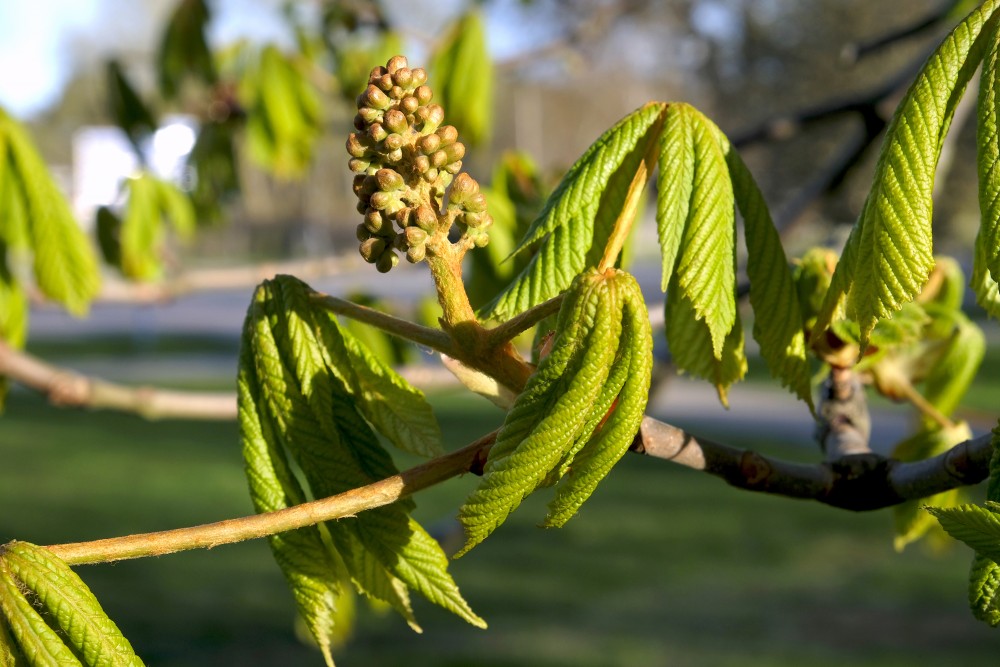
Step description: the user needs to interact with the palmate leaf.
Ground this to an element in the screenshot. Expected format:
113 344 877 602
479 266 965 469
483 103 665 320
921 308 984 420
0 109 99 314
815 0 1000 348
969 554 1000 627
239 277 483 643
430 10 493 147
0 541 144 666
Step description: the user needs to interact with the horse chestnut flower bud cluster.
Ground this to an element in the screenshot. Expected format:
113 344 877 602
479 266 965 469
346 55 490 272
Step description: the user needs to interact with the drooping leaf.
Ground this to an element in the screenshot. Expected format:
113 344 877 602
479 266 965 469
0 565 79 665
815 1 1000 347
664 280 747 406
972 225 1000 317
656 103 736 359
0 608 21 666
94 207 122 269
926 503 1000 564
106 59 157 157
543 272 652 527
430 10 493 147
1 541 144 666
117 172 196 281
0 109 100 314
0 250 27 410
238 335 345 666
240 277 482 635
921 308 984 420
893 422 972 551
458 269 622 555
187 121 240 225
483 103 665 320
157 0 217 100
723 143 812 407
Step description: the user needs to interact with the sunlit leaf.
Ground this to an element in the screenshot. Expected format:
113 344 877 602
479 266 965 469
484 103 664 320
926 503 1000 563
815 1 1000 347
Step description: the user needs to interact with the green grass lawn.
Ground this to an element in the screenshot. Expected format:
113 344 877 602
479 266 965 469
2 388 1000 666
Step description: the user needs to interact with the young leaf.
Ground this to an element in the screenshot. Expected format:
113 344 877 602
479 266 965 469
1 541 144 666
458 270 622 555
657 103 735 359
483 103 665 320
969 554 1000 627
978 19 1000 287
723 144 812 408
430 10 493 147
0 566 79 665
664 269 747 405
106 59 157 156
973 227 1000 318
1 109 100 314
239 339 345 666
0 254 27 410
241 277 481 633
892 422 972 551
926 503 1000 563
157 0 217 100
543 272 653 527
0 608 21 666
816 0 1000 347
921 308 984 420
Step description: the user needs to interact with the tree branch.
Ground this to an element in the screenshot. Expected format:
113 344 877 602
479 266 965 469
310 292 458 355
484 294 564 347
0 339 235 420
40 408 995 567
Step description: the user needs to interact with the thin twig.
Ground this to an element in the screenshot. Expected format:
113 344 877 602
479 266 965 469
311 293 457 356
484 294 564 347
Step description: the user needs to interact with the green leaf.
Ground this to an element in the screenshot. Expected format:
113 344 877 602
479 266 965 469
238 337 345 666
979 20 1000 287
187 122 240 225
892 422 972 551
657 103 736 359
664 269 747 406
816 1 1000 347
94 207 122 269
969 554 1000 627
483 103 665 320
0 252 28 410
459 270 622 555
240 277 481 633
157 0 217 100
120 174 164 281
430 10 493 147
543 272 652 527
0 608 22 667
0 565 79 666
723 144 812 407
987 422 1000 503
106 59 157 156
1 541 144 666
926 503 1000 563
972 225 1000 317
921 309 984 420
0 109 100 314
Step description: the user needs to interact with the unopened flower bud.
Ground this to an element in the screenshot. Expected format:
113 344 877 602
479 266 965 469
369 65 388 80
464 192 488 213
384 109 408 134
361 84 391 110
393 68 413 87
437 125 458 146
375 168 404 191
385 148 403 164
415 85 433 105
430 149 448 168
369 191 394 210
444 142 465 163
358 106 381 124
418 134 441 155
444 161 463 174
367 123 388 142
389 85 404 99
348 158 370 174
404 226 428 246
401 96 419 114
360 237 386 262
364 210 386 233
346 134 367 158
356 223 371 242
414 205 437 232
376 74 394 92
450 173 479 204
406 244 426 263
411 68 428 86
386 55 408 73
424 167 439 182
375 251 399 273
413 155 430 173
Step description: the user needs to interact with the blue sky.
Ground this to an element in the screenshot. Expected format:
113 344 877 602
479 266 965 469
0 0 292 118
